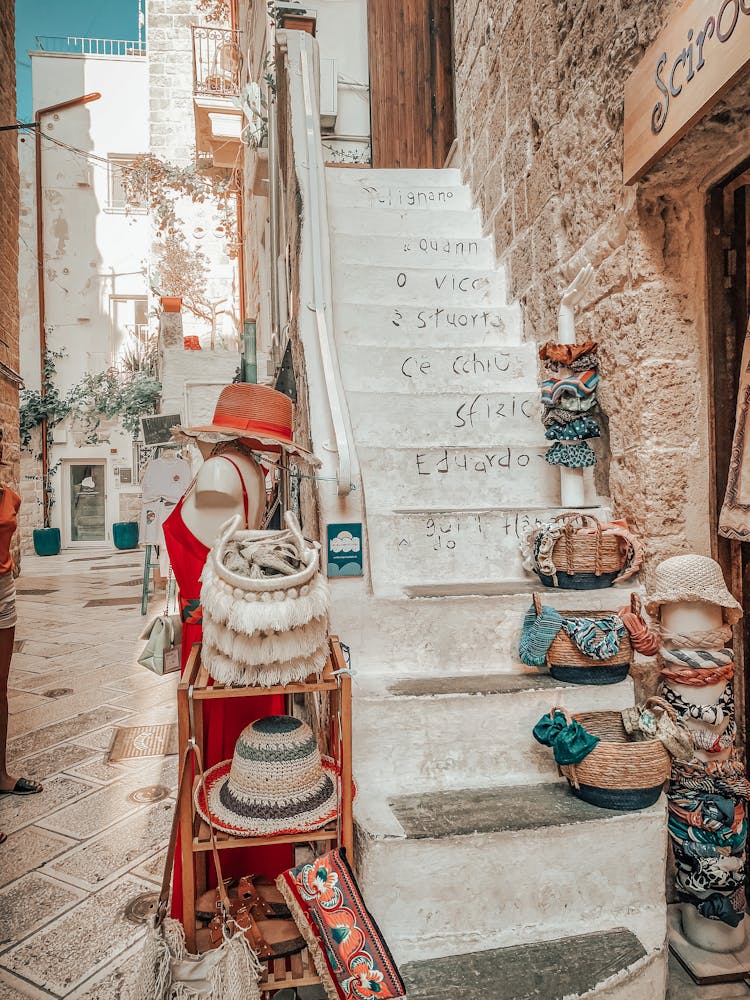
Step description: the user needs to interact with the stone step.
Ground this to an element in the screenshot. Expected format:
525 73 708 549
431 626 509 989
327 166 463 188
333 302 524 347
330 584 631 678
401 928 664 1000
331 232 495 269
338 344 537 394
328 204 482 237
357 444 560 510
332 263 506 308
327 180 472 211
353 672 634 796
365 506 607 597
348 390 543 447
354 782 667 964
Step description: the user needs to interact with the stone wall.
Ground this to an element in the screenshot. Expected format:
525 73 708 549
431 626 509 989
453 0 750 578
0 0 22 568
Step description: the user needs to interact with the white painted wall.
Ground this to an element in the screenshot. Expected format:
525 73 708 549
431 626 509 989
18 51 150 546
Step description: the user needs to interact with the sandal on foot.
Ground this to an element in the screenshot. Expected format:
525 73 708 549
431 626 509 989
211 907 305 960
0 778 42 796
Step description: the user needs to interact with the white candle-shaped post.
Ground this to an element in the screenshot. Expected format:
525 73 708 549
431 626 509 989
556 264 595 509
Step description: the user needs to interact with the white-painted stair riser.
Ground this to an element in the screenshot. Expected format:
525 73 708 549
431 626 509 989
352 681 635 795
329 205 482 237
334 302 524 348
357 445 560 510
333 263 507 308
348 391 543 447
332 233 496 270
328 183 472 211
327 166 463 188
329 579 635 678
355 808 668 964
339 344 537 394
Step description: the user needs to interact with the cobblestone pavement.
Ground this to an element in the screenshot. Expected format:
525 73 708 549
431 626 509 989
0 548 176 999
0 550 745 999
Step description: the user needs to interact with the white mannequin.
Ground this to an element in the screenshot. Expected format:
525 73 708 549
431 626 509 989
661 601 724 639
682 895 746 953
556 263 595 508
180 442 266 548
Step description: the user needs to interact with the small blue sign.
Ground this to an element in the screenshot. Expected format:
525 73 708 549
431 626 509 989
327 522 363 577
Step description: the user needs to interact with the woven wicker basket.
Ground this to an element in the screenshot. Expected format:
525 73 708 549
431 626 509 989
536 513 625 590
537 592 635 685
553 699 673 810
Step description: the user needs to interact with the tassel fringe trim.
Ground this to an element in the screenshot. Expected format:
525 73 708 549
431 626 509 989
203 641 329 687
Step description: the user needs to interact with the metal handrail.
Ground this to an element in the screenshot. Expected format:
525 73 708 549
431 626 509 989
294 36 353 496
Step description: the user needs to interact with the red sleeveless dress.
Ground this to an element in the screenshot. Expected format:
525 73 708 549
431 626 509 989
162 456 291 920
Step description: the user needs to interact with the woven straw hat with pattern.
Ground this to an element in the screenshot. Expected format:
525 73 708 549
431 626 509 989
646 554 743 624
194 715 339 837
172 383 319 465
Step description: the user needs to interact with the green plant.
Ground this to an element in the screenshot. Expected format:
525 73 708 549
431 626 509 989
19 349 67 452
122 154 238 258
66 369 162 443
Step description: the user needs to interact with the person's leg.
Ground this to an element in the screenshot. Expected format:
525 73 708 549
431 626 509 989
0 624 41 794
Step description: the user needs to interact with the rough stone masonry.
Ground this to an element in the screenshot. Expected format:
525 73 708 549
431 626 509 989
452 0 750 579
0 0 21 568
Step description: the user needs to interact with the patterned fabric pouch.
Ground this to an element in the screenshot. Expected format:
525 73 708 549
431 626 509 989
276 848 405 1000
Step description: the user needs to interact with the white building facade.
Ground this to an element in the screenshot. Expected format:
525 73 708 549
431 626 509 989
18 43 151 550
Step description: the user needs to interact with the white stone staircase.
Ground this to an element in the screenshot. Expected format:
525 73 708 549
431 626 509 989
320 167 667 998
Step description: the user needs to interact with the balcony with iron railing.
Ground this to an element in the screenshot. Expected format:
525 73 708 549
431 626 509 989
192 26 241 98
34 36 146 57
191 25 243 168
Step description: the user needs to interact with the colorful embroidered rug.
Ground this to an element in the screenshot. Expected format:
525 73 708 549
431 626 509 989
277 847 405 1000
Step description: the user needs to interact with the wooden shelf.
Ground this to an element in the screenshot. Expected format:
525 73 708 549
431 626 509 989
192 814 339 851
260 947 320 993
181 645 340 699
177 634 353 961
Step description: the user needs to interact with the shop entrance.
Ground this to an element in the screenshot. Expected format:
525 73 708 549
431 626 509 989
707 159 750 750
62 461 107 546
367 0 455 168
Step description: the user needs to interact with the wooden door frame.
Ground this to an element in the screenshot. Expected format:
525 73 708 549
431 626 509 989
707 160 750 756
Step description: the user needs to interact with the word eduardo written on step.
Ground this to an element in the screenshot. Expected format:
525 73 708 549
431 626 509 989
652 0 750 134
414 448 544 477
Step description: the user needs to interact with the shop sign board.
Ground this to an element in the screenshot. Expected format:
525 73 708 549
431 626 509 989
326 523 363 577
624 0 750 184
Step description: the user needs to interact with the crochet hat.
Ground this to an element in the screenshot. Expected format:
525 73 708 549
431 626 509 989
646 555 742 624
194 715 339 837
173 383 320 465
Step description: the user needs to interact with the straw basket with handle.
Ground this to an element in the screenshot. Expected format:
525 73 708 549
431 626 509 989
551 699 674 810
537 592 636 685
536 512 625 590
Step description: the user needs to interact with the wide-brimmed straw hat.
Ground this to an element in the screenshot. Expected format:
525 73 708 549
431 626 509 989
194 715 339 837
646 555 743 624
172 383 320 465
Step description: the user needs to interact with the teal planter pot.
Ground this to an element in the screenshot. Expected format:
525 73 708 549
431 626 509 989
33 527 61 556
113 521 139 550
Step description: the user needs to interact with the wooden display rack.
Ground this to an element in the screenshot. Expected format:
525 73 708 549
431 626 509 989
177 635 353 993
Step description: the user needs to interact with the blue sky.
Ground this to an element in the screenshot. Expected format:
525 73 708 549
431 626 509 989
15 1 141 119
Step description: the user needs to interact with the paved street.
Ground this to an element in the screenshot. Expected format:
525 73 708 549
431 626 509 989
0 548 176 999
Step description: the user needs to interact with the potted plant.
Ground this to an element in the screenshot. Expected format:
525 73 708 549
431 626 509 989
33 525 61 557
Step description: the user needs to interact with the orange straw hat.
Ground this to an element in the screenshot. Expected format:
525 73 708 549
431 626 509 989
172 384 319 465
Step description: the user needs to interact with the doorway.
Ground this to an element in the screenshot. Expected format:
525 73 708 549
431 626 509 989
708 161 750 746
63 461 107 546
367 0 455 168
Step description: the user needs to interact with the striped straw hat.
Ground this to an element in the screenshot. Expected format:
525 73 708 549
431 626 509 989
194 715 339 837
172 383 319 465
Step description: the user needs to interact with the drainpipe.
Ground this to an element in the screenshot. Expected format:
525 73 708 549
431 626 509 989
35 92 100 526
